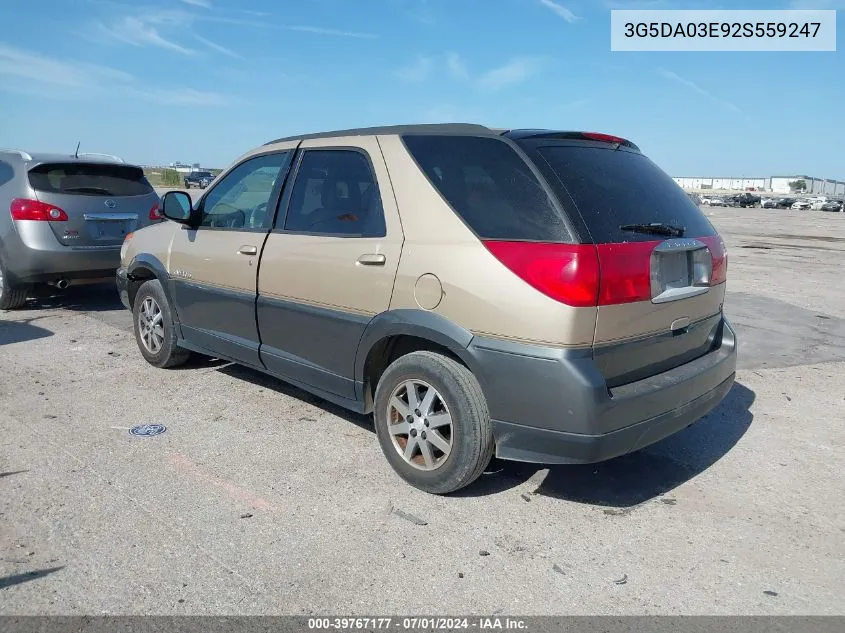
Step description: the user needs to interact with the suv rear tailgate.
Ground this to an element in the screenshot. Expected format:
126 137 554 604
523 140 729 386
27 161 158 248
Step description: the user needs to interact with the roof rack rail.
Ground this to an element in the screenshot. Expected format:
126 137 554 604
76 152 125 163
264 123 494 145
0 149 33 161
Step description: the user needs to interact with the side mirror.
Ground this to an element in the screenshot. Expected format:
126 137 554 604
162 191 194 224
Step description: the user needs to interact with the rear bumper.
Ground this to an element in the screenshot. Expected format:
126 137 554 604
468 317 738 465
3 222 120 284
491 374 733 464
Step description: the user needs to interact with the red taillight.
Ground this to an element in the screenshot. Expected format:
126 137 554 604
701 236 728 285
482 241 600 307
485 237 726 307
596 241 659 305
582 132 629 145
149 202 163 220
10 198 68 221
484 240 659 307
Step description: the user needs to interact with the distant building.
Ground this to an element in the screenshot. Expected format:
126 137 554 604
168 161 207 175
673 175 845 196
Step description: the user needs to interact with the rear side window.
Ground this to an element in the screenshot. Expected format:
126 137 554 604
0 161 13 188
28 163 154 197
282 149 386 237
402 135 570 241
535 146 717 243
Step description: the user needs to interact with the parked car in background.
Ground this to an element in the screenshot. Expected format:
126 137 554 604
734 192 761 207
776 197 797 208
701 196 726 206
810 197 831 210
687 192 702 206
0 149 163 310
184 170 215 189
761 198 778 209
117 123 736 494
821 200 843 212
791 200 811 210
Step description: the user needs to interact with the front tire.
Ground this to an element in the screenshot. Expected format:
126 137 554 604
374 351 493 494
132 280 190 368
0 255 29 310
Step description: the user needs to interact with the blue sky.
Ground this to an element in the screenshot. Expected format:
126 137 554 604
0 0 842 178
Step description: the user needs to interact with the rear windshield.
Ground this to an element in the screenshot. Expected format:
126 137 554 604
28 163 153 197
535 145 717 243
402 135 571 241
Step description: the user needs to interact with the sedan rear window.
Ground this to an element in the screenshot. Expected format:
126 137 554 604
28 163 154 197
535 146 717 243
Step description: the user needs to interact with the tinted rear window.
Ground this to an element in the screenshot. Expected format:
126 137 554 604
28 163 153 197
402 135 570 241
536 146 717 243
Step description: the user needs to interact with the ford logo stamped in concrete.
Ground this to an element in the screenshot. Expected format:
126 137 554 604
129 424 166 437
104 199 117 209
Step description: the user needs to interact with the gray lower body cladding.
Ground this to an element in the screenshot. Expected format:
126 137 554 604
467 318 737 464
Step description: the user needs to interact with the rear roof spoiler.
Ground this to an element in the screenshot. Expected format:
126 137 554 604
0 149 33 161
76 152 125 163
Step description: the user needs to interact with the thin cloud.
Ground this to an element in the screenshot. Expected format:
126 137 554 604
193 34 243 59
446 52 468 79
477 57 546 91
0 43 133 89
282 25 377 39
132 87 238 107
539 0 579 23
0 42 235 107
180 0 212 8
105 16 196 54
396 55 434 82
658 68 746 116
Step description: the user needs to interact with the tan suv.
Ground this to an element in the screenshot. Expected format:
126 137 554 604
117 124 737 494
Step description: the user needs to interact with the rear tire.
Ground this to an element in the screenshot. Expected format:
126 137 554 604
132 279 191 368
0 256 29 310
374 351 493 494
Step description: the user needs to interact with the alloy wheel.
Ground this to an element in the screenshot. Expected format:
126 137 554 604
386 379 453 471
138 296 165 354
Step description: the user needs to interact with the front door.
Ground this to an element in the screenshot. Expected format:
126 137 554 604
257 137 404 398
168 148 295 366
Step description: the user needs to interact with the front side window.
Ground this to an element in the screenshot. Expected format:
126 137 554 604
282 149 386 237
199 152 290 229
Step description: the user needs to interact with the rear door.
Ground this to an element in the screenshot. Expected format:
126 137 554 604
521 139 728 387
167 148 295 366
257 136 403 399
27 162 159 247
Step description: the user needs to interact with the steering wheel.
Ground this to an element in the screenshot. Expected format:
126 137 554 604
205 202 245 228
247 202 268 228
305 212 360 232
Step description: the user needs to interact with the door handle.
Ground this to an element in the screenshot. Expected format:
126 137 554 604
357 253 386 266
238 245 258 256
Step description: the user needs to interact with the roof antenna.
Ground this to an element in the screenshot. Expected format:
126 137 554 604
74 141 80 158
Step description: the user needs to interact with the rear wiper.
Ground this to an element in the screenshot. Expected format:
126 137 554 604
63 186 114 195
620 222 685 237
